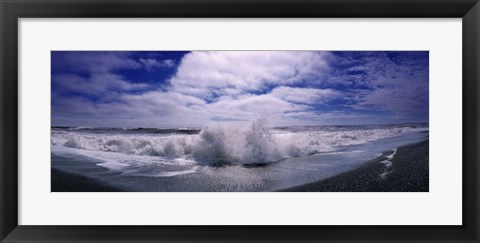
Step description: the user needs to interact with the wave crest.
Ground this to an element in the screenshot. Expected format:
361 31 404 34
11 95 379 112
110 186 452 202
52 119 428 165
192 118 290 164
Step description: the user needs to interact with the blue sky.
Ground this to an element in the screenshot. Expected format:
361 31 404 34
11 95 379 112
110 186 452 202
51 51 428 128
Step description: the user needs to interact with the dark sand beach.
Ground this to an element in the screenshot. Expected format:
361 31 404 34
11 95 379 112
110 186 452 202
280 139 429 192
51 168 124 192
51 139 428 192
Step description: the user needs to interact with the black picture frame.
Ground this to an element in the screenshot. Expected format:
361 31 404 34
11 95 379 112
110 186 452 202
1 0 479 242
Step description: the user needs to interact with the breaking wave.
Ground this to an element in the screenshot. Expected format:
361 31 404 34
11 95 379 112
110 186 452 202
51 118 428 165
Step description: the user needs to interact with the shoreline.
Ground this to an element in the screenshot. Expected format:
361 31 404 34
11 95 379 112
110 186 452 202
279 139 429 192
51 139 429 192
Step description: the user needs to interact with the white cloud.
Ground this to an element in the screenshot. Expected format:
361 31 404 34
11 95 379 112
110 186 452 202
270 86 340 104
359 83 429 116
120 91 206 115
52 51 428 127
340 52 429 117
53 73 149 96
53 52 141 73
284 111 380 125
52 51 348 127
169 51 329 99
210 94 310 117
53 89 319 127
139 58 175 71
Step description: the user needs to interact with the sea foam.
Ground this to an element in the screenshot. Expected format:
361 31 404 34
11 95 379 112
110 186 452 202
51 119 427 165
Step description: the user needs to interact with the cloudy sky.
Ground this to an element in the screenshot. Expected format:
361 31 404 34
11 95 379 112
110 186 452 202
51 51 428 128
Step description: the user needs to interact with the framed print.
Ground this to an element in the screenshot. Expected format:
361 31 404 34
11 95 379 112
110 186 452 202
1 0 479 242
48 50 430 193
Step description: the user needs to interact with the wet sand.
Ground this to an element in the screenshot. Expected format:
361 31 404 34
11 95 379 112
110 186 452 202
51 140 428 192
280 140 429 192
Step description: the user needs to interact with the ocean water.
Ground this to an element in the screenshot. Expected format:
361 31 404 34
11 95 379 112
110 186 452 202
51 119 429 192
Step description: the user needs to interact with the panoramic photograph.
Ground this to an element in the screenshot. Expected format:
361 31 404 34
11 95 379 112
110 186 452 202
51 51 429 192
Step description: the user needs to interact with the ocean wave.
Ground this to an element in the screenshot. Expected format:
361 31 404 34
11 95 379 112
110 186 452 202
51 119 428 165
52 126 201 134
